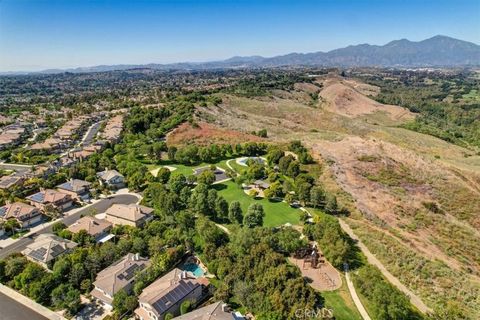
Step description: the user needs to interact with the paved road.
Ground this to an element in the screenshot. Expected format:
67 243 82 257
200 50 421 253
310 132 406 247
0 292 48 320
80 121 102 147
0 193 139 259
339 219 433 314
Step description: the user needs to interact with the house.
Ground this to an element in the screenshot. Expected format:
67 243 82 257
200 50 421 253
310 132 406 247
0 201 43 229
0 174 25 190
26 189 73 212
67 216 112 242
56 178 91 202
105 204 154 227
172 301 244 320
22 233 77 269
91 253 150 308
97 169 125 189
134 268 209 320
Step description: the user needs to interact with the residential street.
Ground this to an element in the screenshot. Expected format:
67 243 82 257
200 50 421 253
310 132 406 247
0 291 48 320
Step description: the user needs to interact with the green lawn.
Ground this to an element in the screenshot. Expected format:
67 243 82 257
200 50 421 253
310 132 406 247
214 180 301 227
148 159 230 177
322 274 363 320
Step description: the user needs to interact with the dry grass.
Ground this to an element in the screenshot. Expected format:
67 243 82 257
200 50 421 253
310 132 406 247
167 121 263 146
197 75 480 317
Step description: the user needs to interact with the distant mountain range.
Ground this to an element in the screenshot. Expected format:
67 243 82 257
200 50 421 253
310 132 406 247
3 35 480 75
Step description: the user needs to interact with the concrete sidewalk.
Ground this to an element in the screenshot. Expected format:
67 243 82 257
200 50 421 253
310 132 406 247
345 272 372 320
0 283 66 320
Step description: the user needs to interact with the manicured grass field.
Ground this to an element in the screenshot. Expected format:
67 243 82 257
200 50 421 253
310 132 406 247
148 159 230 177
214 180 300 227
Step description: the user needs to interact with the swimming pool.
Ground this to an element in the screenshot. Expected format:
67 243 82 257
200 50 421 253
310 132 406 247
181 263 205 277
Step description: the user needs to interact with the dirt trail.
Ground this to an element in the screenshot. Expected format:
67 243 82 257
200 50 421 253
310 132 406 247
339 219 433 314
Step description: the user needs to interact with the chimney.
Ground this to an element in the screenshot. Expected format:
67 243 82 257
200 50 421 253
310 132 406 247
135 253 139 261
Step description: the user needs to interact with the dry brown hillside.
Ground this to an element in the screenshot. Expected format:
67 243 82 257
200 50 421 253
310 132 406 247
198 76 480 317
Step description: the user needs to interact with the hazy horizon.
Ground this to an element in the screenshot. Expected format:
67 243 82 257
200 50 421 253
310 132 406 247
1 0 479 72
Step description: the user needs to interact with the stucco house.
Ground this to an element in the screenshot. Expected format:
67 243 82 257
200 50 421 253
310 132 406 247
134 268 209 320
91 253 150 308
0 201 43 229
105 204 154 227
22 233 77 269
97 169 125 189
26 189 73 212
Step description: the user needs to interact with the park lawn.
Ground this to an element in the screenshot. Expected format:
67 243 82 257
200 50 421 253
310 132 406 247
214 180 301 227
322 274 362 320
226 158 247 174
148 159 230 177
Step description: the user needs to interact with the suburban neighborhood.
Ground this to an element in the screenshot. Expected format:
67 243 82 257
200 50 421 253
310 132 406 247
1 5 478 317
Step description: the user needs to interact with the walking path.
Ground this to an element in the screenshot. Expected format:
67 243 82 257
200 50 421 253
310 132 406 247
345 272 372 320
339 219 432 314
0 284 66 320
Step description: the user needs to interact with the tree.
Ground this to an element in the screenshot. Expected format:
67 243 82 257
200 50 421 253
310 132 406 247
167 146 177 161
180 300 191 314
5 256 27 279
298 151 314 164
72 229 95 246
190 183 210 215
157 167 171 183
310 186 325 208
297 182 312 205
169 174 187 194
243 203 265 228
215 197 229 220
4 219 20 235
284 193 295 205
264 181 284 200
267 148 285 166
52 222 67 235
325 194 338 214
257 129 268 138
246 163 266 180
112 289 138 316
228 201 243 224
278 155 294 174
197 170 216 185
249 189 259 198
286 161 300 178
51 284 81 316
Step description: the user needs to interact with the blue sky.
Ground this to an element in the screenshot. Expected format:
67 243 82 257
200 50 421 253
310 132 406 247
0 0 479 71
